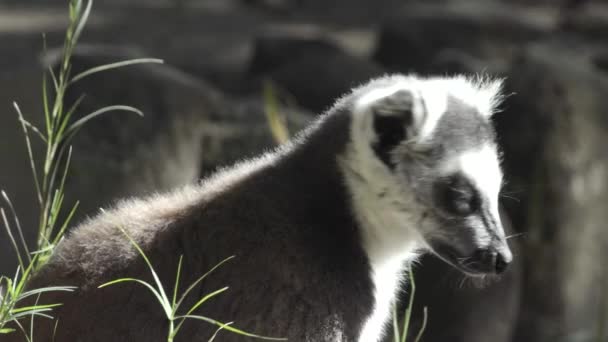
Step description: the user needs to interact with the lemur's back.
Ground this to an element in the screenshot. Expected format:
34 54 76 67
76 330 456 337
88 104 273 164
21 111 375 342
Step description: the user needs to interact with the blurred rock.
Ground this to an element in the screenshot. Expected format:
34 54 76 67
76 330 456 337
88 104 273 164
499 39 608 342
198 95 314 175
53 45 313 219
50 46 223 219
0 65 46 275
560 3 608 41
374 2 556 73
249 34 385 112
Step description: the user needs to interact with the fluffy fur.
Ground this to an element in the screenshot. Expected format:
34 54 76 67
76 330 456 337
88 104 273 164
10 74 511 342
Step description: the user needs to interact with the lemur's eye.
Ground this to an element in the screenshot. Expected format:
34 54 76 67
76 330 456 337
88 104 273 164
433 175 480 216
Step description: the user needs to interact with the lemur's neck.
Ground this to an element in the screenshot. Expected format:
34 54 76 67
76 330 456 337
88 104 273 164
264 107 423 342
335 104 424 342
339 141 422 342
279 103 423 266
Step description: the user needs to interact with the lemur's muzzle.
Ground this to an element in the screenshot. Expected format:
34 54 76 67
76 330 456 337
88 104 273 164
466 248 511 274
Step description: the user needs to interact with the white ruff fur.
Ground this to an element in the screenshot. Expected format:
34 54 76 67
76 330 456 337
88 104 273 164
342 80 427 342
341 75 504 342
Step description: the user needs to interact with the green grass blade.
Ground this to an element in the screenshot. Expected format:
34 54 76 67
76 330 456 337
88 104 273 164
185 287 228 316
263 80 290 145
17 287 76 302
65 105 143 137
69 58 164 85
1 191 31 264
400 268 416 342
1 208 26 272
41 42 51 137
118 227 172 312
57 146 72 202
52 201 79 246
14 262 33 296
176 255 235 309
98 278 171 318
175 315 287 341
413 307 428 342
47 66 59 94
9 310 55 321
13 102 42 205
11 319 31 342
10 303 61 315
393 302 400 342
208 321 234 342
56 94 84 139
172 255 183 308
18 119 46 143
29 246 55 256
174 287 229 335
72 0 92 46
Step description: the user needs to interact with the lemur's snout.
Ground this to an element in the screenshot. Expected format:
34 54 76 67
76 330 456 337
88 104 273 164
470 247 512 275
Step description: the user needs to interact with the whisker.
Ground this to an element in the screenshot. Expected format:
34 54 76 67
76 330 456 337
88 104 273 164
499 193 520 202
458 276 468 289
506 232 526 240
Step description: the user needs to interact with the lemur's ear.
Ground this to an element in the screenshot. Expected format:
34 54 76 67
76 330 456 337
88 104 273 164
370 90 415 169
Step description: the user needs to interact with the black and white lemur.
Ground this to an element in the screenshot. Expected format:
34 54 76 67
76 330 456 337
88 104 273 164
12 74 513 342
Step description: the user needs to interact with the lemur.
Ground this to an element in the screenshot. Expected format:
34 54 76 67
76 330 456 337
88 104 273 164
13 74 512 342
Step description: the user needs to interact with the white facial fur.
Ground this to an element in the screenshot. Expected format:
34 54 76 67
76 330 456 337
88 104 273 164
440 144 505 246
339 74 506 342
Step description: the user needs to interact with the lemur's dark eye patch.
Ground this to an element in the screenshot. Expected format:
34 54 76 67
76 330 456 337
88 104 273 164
433 174 480 217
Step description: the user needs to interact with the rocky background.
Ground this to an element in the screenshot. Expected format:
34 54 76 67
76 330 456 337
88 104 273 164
1 0 608 341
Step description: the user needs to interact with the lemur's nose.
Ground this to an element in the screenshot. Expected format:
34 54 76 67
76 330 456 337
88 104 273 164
494 252 510 274
472 248 511 274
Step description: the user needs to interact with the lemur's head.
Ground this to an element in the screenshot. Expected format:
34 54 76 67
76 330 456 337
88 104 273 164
344 75 512 276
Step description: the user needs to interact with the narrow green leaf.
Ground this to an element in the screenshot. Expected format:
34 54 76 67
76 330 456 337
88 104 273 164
98 278 171 318
176 315 286 341
19 118 46 143
263 80 290 145
17 286 76 302
0 328 16 334
69 58 164 85
13 102 42 205
413 307 428 342
52 201 79 246
72 0 92 45
65 105 143 138
208 321 233 342
10 303 61 314
176 255 235 310
47 66 59 93
9 310 55 321
400 268 416 342
1 191 31 264
114 227 172 315
172 255 183 308
56 94 85 139
174 287 229 335
393 302 399 342
185 287 228 316
1 208 25 272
